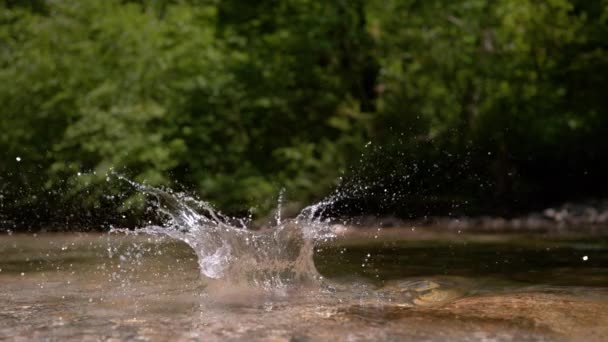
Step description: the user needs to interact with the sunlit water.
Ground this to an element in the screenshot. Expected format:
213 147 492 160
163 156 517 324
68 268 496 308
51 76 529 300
2 185 608 340
2 232 608 341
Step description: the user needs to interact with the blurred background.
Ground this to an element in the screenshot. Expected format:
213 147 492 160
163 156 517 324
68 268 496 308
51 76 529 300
1 0 607 230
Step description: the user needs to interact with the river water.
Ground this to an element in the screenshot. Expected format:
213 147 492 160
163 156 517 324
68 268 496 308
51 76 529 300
1 230 607 341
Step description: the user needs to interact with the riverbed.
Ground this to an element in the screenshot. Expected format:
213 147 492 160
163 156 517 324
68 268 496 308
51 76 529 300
1 230 607 341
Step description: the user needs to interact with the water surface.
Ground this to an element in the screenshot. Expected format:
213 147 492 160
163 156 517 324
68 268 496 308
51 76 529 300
1 230 607 341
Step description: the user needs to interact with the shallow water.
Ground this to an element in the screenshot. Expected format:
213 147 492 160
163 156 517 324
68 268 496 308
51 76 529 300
1 231 608 341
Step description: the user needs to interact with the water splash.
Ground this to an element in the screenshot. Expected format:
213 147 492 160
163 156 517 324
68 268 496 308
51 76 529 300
275 188 285 226
114 177 337 290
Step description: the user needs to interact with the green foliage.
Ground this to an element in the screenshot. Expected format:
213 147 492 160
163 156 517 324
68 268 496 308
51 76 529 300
1 0 607 228
365 0 608 210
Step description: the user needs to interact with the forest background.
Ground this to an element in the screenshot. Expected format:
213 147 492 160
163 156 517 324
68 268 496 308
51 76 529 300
1 0 607 230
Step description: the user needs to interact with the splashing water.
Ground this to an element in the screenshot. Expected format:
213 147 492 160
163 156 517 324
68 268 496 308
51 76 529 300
114 178 338 291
